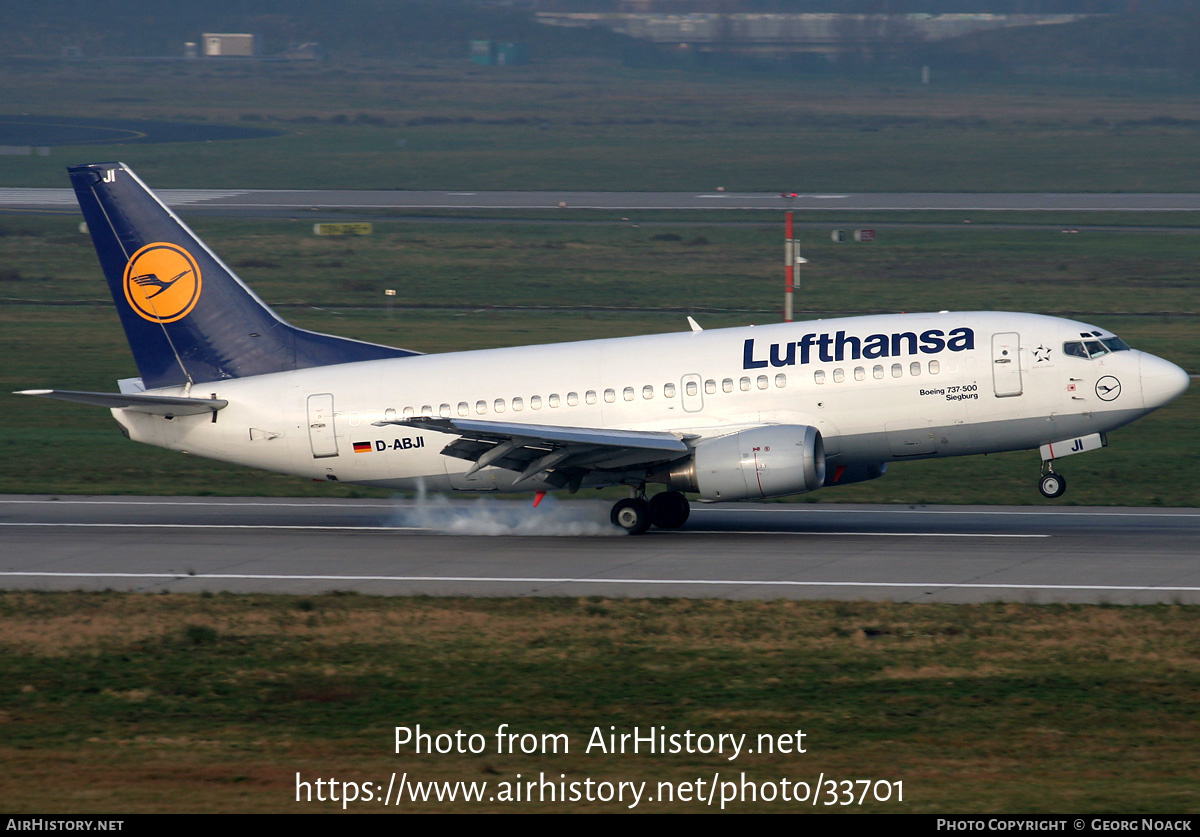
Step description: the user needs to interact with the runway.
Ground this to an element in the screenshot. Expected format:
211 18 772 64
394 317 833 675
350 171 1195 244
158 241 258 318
3 188 1200 216
3 496 1197 604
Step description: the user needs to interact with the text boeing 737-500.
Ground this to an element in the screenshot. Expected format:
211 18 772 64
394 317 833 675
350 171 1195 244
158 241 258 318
16 163 1190 534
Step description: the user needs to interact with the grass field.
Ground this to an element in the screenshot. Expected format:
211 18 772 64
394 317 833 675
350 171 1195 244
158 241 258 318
1 592 1198 813
2 58 1200 192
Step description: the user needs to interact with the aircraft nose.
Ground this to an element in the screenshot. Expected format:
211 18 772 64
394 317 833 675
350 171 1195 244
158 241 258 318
1139 353 1190 410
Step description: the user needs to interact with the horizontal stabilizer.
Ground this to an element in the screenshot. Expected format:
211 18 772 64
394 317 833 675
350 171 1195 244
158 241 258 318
15 389 227 416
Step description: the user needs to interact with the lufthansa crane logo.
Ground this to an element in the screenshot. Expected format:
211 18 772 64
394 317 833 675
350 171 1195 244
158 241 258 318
1095 376 1122 401
123 242 202 324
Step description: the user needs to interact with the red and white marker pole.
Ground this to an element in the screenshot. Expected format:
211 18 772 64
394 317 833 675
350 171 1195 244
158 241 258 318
784 211 795 322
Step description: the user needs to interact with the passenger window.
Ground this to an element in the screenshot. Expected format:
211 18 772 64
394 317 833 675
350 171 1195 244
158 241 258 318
664 383 676 398
585 390 597 405
910 362 921 376
928 360 940 374
567 392 578 407
549 393 560 408
643 385 654 399
457 402 469 417
740 377 751 392
757 375 768 390
775 373 786 388
624 386 636 401
873 365 884 380
705 379 716 395
476 400 487 415
604 388 616 403
833 368 844 383
815 370 825 384
493 398 505 413
439 403 451 417
684 382 696 397
854 367 865 381
891 364 902 378
386 407 399 420
421 405 433 417
512 397 523 412
531 395 542 410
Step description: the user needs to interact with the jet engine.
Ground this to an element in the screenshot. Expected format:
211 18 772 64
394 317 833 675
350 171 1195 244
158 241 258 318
661 425 825 501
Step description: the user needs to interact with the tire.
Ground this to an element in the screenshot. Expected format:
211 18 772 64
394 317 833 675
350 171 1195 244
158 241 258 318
611 498 652 535
648 491 690 529
1039 472 1066 499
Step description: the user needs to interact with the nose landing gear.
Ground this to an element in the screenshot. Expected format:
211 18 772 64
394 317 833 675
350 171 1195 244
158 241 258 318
1038 463 1067 499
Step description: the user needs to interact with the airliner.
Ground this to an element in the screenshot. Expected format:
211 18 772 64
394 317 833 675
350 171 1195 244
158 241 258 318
16 163 1190 534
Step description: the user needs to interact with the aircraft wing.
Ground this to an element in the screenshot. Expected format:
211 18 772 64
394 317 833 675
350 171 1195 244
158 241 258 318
373 416 692 490
15 389 227 416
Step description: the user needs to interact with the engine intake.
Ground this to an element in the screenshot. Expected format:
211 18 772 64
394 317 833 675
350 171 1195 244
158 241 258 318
663 425 825 501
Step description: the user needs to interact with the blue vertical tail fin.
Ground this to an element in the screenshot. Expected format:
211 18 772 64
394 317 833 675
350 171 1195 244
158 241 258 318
69 162 416 390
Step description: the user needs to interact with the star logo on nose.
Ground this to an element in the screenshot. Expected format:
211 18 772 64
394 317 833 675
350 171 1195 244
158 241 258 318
1033 345 1051 363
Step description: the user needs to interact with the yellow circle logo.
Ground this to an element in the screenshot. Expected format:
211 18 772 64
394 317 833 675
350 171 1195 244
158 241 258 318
123 242 202 324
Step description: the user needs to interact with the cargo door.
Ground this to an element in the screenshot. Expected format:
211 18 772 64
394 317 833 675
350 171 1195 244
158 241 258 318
886 420 936 457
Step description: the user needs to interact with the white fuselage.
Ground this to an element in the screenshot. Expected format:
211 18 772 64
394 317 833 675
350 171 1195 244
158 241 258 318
109 311 1183 493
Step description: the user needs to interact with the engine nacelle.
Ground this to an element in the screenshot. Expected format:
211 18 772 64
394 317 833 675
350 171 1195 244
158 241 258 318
663 425 825 502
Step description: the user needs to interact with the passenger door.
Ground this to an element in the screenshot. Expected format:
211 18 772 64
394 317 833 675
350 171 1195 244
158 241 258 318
306 393 339 458
991 332 1023 397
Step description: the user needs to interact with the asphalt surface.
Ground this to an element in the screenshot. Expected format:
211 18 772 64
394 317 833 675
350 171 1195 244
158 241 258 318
3 496 1198 604
4 188 1200 216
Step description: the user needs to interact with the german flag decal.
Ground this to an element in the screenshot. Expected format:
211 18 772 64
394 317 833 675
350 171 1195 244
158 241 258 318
353 441 372 454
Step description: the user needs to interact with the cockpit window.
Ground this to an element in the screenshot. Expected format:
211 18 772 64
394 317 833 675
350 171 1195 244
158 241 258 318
1064 336 1130 359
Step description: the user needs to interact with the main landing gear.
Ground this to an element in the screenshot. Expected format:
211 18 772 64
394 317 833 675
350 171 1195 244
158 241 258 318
610 489 691 535
1038 462 1067 499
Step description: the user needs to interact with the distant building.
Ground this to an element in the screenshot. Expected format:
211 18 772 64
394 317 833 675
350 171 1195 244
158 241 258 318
535 13 1097 57
470 40 529 66
202 33 256 58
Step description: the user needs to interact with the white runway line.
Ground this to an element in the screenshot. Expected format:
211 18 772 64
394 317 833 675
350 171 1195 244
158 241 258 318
0 522 1045 537
0 499 395 508
0 522 418 531
1 571 1197 594
3 499 1196 518
677 530 1049 538
702 507 1200 518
